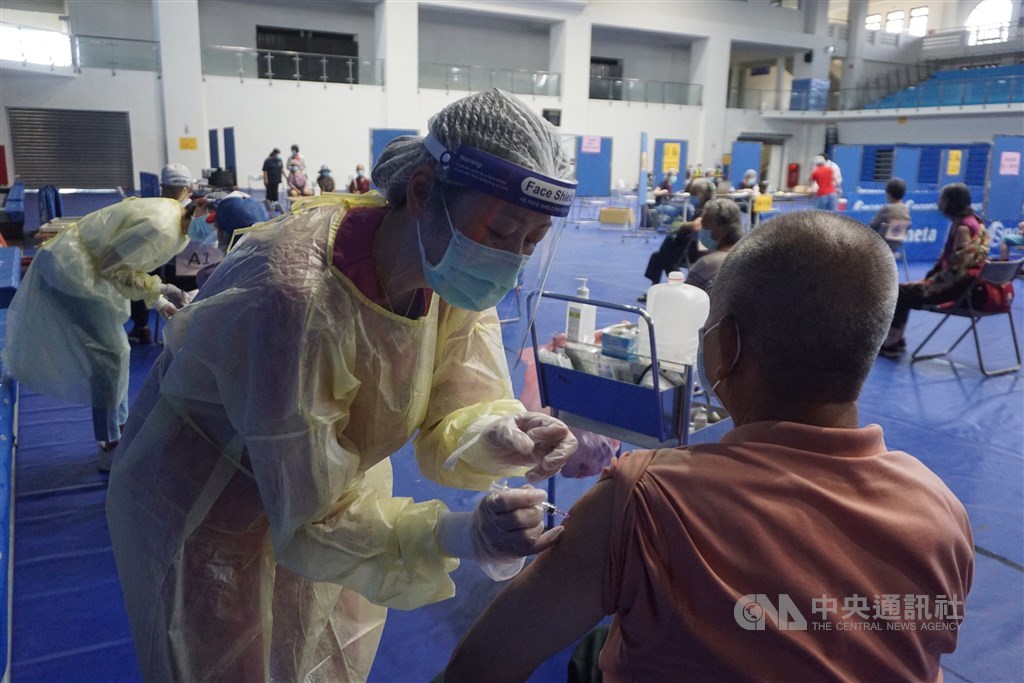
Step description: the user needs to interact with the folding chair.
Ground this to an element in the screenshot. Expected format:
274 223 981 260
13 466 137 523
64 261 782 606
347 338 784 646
911 259 1023 377
882 220 911 281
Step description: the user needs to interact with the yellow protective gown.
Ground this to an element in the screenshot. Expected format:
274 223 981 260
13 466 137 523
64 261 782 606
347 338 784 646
4 197 186 409
106 194 529 682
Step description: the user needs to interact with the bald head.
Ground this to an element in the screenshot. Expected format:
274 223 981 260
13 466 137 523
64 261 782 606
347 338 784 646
710 211 897 403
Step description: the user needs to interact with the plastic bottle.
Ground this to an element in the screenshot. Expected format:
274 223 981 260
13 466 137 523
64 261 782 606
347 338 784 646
636 271 710 371
692 405 709 431
565 277 596 345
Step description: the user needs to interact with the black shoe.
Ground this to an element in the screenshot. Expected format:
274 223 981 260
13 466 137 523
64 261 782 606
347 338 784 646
637 294 647 303
128 326 152 344
878 342 903 358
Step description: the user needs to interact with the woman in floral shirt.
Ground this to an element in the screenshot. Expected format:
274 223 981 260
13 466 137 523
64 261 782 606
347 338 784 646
879 182 990 357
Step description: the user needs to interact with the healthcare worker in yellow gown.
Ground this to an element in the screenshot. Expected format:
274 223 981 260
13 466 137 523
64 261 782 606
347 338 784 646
4 197 188 461
106 89 581 682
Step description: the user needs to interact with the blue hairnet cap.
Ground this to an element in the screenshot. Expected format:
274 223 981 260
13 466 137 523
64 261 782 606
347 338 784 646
215 197 268 233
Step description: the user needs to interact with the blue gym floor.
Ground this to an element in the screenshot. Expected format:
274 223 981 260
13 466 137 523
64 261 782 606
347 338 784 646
9 195 1024 682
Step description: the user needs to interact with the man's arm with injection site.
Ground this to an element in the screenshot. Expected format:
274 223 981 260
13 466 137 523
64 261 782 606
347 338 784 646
445 479 615 682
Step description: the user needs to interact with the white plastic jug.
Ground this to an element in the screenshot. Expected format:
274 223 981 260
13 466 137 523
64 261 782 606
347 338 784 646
636 271 710 370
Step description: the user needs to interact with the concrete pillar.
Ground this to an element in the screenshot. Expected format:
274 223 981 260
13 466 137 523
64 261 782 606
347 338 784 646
152 0 206 171
376 0 418 128
845 0 870 101
689 34 730 166
549 18 591 133
793 0 830 81
729 64 743 106
774 56 786 110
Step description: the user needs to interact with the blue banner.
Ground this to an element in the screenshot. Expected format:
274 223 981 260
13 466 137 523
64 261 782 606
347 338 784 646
846 189 993 262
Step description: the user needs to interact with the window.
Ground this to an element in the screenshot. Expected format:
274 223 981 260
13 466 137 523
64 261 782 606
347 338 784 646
885 10 905 34
908 7 929 36
0 22 72 67
865 14 882 31
255 26 360 84
966 0 1012 45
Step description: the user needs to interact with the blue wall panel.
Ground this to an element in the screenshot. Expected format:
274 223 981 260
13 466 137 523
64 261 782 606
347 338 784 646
223 127 236 175
892 147 921 192
831 145 862 197
729 141 761 188
986 135 1024 255
208 129 220 170
575 136 613 197
652 139 687 187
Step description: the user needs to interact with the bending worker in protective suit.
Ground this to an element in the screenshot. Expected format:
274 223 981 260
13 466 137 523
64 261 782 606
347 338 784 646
4 197 189 468
106 88 580 682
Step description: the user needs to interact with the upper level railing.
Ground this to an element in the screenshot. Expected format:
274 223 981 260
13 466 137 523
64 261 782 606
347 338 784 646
202 45 383 86
589 75 702 106
0 21 73 68
419 63 560 96
75 34 160 73
729 75 1023 113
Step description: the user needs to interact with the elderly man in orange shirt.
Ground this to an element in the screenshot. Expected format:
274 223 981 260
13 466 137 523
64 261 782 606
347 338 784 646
447 210 974 683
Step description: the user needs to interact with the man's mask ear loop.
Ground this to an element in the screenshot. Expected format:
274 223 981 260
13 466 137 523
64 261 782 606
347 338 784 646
711 318 742 397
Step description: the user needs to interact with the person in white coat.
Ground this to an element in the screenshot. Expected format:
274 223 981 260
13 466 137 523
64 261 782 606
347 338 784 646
106 89 580 682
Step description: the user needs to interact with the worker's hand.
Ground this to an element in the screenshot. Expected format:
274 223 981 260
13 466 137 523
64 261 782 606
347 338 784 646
436 485 564 580
159 282 188 308
482 413 578 483
155 296 178 320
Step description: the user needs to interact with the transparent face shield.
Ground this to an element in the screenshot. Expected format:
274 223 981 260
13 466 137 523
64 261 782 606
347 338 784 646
423 135 576 367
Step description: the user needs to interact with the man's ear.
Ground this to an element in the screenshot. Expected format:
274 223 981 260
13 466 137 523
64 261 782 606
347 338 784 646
405 165 436 219
715 314 741 379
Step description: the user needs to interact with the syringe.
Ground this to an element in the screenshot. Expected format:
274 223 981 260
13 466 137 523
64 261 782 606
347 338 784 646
489 481 571 520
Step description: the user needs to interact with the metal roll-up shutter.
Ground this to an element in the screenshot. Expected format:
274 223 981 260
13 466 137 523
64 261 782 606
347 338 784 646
7 108 133 189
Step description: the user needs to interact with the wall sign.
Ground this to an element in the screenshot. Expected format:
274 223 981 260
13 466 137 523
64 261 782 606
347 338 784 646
999 151 1020 176
580 135 602 154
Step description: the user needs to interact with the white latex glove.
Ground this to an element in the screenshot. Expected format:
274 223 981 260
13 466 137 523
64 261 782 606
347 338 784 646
155 295 178 320
444 412 578 483
484 412 578 483
436 485 564 581
159 282 188 308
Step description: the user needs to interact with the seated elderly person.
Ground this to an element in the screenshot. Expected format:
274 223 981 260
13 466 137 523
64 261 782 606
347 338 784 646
639 177 716 301
447 211 974 682
684 198 744 294
868 177 911 237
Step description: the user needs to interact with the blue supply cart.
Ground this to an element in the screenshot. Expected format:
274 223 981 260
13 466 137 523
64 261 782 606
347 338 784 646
529 291 732 518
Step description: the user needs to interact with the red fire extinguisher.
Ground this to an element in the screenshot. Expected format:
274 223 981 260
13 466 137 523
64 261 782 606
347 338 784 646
786 163 800 189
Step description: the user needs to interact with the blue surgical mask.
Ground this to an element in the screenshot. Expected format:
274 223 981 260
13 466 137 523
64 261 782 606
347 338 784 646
699 228 718 250
188 216 217 246
416 195 528 311
356 170 365 178
697 319 741 405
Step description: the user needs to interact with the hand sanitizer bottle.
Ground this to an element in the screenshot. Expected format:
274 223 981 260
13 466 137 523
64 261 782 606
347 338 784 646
565 277 597 345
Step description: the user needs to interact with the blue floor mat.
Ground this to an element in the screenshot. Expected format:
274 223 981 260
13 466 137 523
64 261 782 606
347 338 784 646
9 221 1023 682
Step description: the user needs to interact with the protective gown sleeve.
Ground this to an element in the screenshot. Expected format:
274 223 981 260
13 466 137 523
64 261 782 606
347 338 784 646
413 303 528 491
166 278 459 611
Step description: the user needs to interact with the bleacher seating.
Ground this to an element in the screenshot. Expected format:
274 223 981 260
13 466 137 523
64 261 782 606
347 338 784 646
867 64 1024 109
0 246 20 683
0 181 26 242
